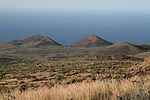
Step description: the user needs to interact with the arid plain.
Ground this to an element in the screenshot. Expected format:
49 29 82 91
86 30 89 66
0 35 150 100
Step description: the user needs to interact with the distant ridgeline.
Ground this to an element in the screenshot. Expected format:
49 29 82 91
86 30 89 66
0 34 149 55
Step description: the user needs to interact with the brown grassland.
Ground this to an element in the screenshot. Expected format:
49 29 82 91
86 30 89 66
0 47 149 100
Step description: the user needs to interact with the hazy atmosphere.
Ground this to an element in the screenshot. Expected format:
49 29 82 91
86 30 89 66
0 0 150 45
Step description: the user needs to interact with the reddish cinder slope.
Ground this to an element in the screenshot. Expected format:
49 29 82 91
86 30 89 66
74 34 113 47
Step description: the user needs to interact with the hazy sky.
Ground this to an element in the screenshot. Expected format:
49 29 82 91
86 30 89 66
0 0 150 13
0 0 150 45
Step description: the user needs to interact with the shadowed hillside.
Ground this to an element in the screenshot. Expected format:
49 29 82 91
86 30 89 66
140 44 150 50
0 35 62 48
99 42 147 55
23 35 62 47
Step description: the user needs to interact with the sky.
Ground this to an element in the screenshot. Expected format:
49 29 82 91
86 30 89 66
0 0 150 13
0 0 150 45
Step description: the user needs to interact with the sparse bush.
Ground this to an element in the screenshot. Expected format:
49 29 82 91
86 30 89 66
19 84 28 92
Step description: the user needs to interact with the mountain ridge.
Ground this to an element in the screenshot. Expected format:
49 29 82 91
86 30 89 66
74 34 113 47
0 35 62 48
0 34 149 56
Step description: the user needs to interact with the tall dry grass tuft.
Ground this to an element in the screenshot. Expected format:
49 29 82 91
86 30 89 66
10 79 150 100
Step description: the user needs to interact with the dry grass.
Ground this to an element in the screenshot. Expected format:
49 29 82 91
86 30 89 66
5 79 149 100
0 49 149 100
